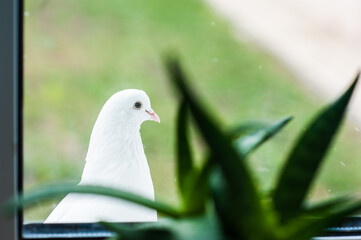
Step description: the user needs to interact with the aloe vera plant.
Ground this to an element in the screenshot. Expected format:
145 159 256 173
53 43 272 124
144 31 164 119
10 57 360 240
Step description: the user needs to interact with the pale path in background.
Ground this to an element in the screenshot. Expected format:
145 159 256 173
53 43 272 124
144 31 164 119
207 0 361 122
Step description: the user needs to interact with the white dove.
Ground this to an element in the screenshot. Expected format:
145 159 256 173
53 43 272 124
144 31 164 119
45 89 160 223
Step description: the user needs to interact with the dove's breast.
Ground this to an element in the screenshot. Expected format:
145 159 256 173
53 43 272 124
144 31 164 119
80 150 155 198
45 153 156 223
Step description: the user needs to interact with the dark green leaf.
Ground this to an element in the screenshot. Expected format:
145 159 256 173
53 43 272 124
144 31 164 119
176 99 210 214
285 200 361 240
100 222 174 240
164 56 270 238
102 212 221 240
106 236 121 240
100 221 131 234
229 121 270 140
176 99 195 198
5 184 182 218
234 116 293 157
183 158 212 214
209 167 237 237
273 73 359 223
100 222 128 240
159 211 221 240
302 196 352 216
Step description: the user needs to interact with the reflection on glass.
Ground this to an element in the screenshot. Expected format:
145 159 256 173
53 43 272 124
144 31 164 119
24 0 361 223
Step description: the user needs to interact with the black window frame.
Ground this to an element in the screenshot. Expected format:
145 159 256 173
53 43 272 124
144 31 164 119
0 0 359 239
0 0 22 239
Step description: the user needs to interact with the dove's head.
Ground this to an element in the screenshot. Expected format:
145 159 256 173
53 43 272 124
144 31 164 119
99 89 160 130
84 89 159 164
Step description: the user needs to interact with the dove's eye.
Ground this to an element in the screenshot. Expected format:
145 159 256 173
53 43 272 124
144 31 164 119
134 101 142 109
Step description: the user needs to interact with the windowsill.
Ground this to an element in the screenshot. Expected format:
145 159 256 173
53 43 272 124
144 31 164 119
23 223 114 239
22 217 361 239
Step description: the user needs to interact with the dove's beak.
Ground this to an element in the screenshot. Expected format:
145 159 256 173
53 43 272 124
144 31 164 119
146 109 160 123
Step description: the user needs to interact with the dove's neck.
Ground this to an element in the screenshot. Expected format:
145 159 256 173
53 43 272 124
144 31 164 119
79 111 152 195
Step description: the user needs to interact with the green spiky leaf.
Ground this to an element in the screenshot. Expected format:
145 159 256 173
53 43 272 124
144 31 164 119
229 121 272 140
182 158 212 214
302 196 352 216
273 73 359 223
234 116 293 157
100 222 174 240
285 200 361 240
176 99 195 199
164 56 270 238
176 99 211 214
6 184 182 218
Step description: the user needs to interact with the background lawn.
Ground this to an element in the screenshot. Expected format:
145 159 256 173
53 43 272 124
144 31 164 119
24 0 361 221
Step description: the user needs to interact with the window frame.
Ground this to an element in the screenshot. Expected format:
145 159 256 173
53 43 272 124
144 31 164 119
0 0 22 239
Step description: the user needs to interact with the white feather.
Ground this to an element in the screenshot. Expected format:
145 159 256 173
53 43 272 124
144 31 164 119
45 89 159 223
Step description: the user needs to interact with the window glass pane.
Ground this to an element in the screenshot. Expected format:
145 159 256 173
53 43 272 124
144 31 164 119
24 0 361 223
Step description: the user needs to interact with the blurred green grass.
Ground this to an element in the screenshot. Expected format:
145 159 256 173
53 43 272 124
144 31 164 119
24 0 361 221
